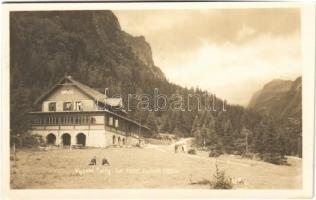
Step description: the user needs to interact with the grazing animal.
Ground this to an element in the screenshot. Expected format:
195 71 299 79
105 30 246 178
102 158 110 166
89 156 97 165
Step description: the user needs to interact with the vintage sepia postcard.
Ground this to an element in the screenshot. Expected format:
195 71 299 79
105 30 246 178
1 1 315 199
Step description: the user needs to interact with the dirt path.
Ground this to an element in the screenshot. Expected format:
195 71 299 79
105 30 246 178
146 142 252 167
162 142 301 167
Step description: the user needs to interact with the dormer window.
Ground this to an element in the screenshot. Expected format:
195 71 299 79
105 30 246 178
48 102 56 112
63 102 72 111
76 101 83 111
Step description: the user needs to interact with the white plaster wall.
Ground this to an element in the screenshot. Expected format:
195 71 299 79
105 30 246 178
104 131 127 147
42 85 98 112
31 126 139 148
85 130 106 147
30 129 107 147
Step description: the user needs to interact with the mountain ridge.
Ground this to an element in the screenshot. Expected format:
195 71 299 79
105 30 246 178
248 76 302 120
10 10 302 157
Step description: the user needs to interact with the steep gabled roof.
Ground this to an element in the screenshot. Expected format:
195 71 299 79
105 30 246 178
34 75 123 108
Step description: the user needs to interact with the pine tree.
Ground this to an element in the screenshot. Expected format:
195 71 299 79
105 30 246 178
191 114 200 134
251 120 266 154
146 112 158 135
206 114 217 147
222 119 234 153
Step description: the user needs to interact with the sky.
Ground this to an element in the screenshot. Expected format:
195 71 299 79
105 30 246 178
114 9 301 106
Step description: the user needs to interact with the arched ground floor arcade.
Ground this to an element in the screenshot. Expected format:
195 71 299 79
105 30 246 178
31 129 141 148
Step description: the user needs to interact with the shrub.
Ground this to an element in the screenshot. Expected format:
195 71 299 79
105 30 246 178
209 149 222 157
199 146 209 151
232 151 241 155
242 152 255 159
262 153 288 165
23 134 44 148
188 149 196 155
208 147 224 157
210 164 233 189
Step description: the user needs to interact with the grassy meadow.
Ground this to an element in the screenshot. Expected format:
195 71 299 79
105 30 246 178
10 145 301 189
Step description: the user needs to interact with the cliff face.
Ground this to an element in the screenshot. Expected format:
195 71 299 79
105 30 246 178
122 32 166 80
10 10 167 131
10 10 165 93
248 77 302 120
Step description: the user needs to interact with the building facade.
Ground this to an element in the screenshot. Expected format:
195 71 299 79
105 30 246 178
29 75 150 147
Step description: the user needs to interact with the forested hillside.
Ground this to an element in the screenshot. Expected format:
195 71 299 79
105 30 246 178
10 11 302 159
248 77 301 119
248 77 302 157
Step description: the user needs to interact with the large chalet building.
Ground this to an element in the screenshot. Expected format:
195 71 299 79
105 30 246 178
29 75 150 147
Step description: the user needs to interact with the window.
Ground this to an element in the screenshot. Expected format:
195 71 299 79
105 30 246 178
90 117 96 124
109 117 113 126
63 102 72 111
48 102 56 111
76 101 83 111
115 119 119 128
85 116 89 124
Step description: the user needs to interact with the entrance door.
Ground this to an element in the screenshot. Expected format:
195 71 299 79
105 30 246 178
46 133 56 145
62 133 71 146
76 133 86 146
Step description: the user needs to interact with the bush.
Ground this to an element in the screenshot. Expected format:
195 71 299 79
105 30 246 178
209 149 222 157
231 151 241 155
242 152 255 159
208 149 223 157
12 134 44 148
261 153 288 165
210 164 233 189
199 146 209 151
188 149 196 154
